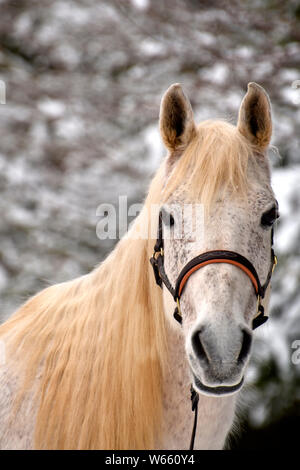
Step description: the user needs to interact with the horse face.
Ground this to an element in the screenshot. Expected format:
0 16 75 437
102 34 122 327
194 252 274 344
159 83 276 396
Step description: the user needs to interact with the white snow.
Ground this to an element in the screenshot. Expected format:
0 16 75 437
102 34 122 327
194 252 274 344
130 0 149 10
38 98 66 119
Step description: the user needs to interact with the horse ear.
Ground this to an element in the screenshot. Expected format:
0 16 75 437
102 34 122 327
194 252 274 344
237 82 272 151
159 83 196 156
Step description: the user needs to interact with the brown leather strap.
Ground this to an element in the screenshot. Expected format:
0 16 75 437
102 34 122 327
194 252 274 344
176 258 259 298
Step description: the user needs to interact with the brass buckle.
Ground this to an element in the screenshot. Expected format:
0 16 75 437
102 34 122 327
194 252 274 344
176 298 182 317
173 298 183 324
272 255 278 273
152 248 164 259
254 295 262 319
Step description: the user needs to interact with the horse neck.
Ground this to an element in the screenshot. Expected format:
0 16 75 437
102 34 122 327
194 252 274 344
89 221 170 449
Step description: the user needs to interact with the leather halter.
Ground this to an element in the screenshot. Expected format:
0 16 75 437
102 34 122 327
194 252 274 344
150 210 277 330
150 210 277 450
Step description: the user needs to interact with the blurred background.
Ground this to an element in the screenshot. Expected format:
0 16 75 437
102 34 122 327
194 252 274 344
0 0 299 449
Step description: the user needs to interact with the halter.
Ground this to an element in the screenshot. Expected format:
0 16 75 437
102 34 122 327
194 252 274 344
150 210 277 329
150 210 277 449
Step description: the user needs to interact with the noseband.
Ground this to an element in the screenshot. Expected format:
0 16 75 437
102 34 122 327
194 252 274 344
150 210 277 330
150 210 277 450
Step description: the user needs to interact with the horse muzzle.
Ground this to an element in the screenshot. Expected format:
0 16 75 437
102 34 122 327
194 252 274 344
188 323 252 396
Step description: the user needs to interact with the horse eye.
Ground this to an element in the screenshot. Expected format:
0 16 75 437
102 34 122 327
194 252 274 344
161 209 175 227
261 205 279 227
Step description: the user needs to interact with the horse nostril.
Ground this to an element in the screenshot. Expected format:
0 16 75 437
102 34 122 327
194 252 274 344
237 328 252 364
191 328 209 364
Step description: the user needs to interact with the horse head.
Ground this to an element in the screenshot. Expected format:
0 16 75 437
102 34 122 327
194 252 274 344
155 82 278 397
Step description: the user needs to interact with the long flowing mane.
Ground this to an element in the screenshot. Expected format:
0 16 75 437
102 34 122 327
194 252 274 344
163 120 254 207
0 120 255 449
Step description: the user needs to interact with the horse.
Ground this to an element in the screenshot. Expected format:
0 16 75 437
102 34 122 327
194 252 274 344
0 82 278 450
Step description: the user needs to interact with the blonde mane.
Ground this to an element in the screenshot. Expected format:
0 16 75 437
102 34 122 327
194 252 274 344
162 120 254 208
0 119 255 449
